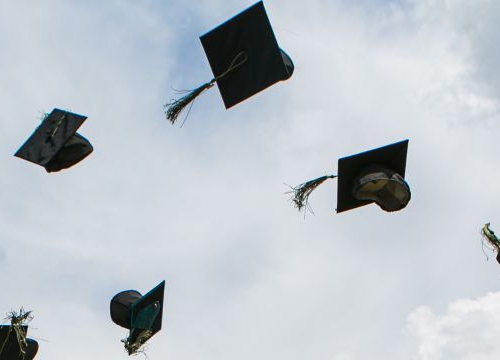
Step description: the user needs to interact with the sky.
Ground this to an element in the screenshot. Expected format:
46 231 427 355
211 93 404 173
1 0 500 359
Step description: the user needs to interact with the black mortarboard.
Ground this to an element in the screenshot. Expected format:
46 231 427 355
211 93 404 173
14 109 93 172
289 140 410 214
200 1 293 109
0 326 38 360
110 281 165 355
165 1 293 124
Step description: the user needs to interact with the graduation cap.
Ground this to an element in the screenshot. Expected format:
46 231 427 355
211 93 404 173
288 140 411 213
164 1 294 124
110 281 165 355
0 327 38 360
14 109 93 172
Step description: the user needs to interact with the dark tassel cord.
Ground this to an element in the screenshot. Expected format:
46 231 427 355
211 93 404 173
45 113 67 144
164 51 248 125
288 175 337 212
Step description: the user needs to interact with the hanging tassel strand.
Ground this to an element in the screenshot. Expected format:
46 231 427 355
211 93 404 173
482 223 500 249
164 81 215 125
164 51 248 125
122 330 152 356
289 175 337 212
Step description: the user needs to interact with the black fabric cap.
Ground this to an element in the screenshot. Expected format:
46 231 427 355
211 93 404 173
129 281 165 344
14 109 93 172
110 290 143 329
0 326 38 360
336 140 409 213
200 1 293 109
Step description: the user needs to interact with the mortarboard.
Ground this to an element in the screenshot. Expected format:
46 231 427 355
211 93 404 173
14 109 93 172
0 326 38 360
337 139 409 213
110 281 165 355
165 1 294 124
289 140 411 214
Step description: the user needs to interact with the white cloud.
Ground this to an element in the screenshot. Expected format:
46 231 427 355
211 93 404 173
408 292 500 360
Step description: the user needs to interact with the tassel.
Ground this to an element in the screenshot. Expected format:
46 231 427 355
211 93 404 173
122 330 152 356
164 51 248 125
289 175 336 211
45 112 67 146
164 81 215 125
481 223 500 264
482 223 500 249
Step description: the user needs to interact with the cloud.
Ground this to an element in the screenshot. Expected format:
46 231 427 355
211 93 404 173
408 292 500 360
409 0 500 126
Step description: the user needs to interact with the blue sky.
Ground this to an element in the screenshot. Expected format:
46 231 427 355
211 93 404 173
1 1 500 359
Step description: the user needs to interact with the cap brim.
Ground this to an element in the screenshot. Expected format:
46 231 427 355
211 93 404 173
336 139 409 213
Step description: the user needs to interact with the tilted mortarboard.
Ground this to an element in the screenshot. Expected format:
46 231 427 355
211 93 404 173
164 1 294 124
14 109 93 172
110 281 165 355
288 140 411 213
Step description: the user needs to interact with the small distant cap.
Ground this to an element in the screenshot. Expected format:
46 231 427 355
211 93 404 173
14 109 93 172
200 1 294 109
110 281 166 347
337 140 409 213
0 326 38 360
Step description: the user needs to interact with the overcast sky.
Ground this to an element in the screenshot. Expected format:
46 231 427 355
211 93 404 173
1 0 500 359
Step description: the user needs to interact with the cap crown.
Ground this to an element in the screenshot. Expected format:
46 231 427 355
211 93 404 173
110 290 142 329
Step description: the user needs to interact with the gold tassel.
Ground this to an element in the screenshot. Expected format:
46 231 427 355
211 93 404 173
482 223 500 248
480 223 500 264
122 330 153 356
289 175 336 211
164 52 248 125
164 81 215 125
